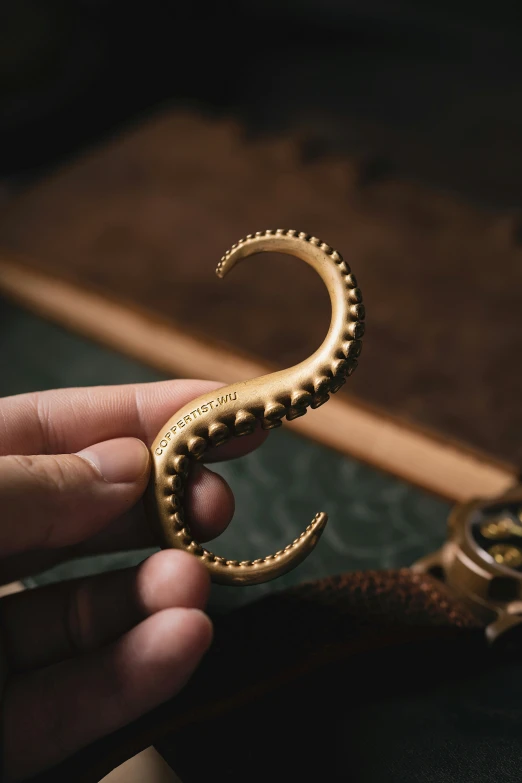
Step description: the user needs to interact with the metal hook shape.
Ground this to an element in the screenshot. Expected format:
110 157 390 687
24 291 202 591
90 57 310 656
145 230 364 585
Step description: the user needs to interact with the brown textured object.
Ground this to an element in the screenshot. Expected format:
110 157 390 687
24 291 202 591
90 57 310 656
24 568 482 783
0 111 520 472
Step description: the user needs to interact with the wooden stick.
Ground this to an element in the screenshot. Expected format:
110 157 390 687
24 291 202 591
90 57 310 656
0 256 516 502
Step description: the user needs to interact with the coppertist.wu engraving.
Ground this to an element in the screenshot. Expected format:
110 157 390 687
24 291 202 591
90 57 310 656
145 230 365 585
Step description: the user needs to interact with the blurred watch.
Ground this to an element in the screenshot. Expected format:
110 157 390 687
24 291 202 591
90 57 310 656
414 483 522 647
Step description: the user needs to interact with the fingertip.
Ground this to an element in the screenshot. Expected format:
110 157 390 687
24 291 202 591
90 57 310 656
203 424 269 463
147 607 213 683
137 549 211 614
179 607 213 653
186 464 235 542
76 437 150 485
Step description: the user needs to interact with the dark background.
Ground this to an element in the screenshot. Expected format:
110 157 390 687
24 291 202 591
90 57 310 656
2 1 522 208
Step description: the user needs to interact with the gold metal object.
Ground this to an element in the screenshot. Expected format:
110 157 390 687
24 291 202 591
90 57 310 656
480 517 522 539
413 484 522 645
488 544 522 569
145 230 364 585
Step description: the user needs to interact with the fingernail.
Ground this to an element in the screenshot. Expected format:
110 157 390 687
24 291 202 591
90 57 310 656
76 438 150 484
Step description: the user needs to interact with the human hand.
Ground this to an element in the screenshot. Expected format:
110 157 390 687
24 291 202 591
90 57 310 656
0 379 266 780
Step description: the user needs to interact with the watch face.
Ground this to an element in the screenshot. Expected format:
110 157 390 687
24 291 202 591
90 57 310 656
469 502 522 575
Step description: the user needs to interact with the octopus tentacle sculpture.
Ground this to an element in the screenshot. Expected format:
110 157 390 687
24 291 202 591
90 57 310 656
146 230 364 585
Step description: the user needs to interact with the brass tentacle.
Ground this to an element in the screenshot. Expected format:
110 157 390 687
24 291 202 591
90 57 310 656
145 230 364 585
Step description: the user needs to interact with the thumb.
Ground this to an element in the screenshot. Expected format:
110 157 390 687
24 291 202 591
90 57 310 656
0 438 150 556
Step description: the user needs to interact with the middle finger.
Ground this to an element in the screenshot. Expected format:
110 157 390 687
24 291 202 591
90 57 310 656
0 462 235 584
78 461 236 553
0 549 209 672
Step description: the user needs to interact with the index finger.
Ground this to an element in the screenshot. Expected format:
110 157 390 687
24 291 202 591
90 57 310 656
0 379 267 458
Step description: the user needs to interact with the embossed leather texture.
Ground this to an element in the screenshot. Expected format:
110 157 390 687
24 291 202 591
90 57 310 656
160 572 520 783
157 589 483 783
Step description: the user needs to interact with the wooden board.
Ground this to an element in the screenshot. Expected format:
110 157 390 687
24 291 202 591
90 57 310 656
0 110 519 500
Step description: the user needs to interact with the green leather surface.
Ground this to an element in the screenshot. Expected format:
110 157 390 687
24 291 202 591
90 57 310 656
0 296 450 612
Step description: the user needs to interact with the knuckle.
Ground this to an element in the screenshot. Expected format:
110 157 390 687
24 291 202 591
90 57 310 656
45 455 76 494
10 453 38 478
11 453 95 494
10 453 69 494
